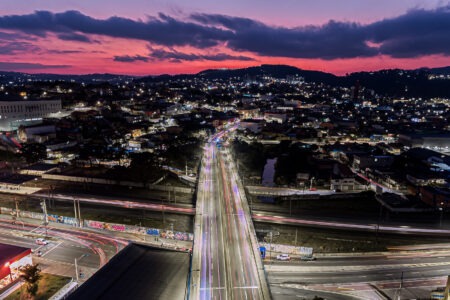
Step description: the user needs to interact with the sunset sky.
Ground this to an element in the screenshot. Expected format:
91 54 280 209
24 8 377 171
0 0 449 75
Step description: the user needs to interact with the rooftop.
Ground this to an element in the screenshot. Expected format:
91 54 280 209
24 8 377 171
68 243 190 300
0 243 31 269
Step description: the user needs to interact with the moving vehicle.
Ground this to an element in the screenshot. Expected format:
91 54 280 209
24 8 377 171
276 254 291 261
300 255 316 261
35 238 49 245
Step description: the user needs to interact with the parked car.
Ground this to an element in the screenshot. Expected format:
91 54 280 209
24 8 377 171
35 238 49 245
276 254 291 261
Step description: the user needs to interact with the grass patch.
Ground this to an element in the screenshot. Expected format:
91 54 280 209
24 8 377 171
6 273 70 300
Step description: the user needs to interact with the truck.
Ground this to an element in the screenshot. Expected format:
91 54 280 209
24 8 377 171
299 246 315 261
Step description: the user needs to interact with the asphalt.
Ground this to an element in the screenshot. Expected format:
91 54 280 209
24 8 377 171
194 144 267 299
266 252 450 299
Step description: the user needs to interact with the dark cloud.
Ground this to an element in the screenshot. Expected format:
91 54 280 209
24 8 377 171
191 14 378 59
367 6 450 58
0 41 40 55
0 7 449 60
47 49 83 54
0 10 232 47
0 31 36 41
191 6 450 59
57 32 93 43
148 48 255 62
0 62 70 71
114 55 149 62
114 49 254 63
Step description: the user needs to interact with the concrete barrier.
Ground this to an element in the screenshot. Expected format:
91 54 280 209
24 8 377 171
41 174 194 194
49 279 78 300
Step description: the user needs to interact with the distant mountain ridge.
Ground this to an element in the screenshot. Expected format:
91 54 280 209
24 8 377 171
1 64 449 97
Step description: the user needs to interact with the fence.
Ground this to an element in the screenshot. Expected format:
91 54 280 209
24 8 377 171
0 207 194 242
259 242 313 256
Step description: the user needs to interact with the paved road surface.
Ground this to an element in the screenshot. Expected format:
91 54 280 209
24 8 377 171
194 143 269 299
267 253 450 299
0 218 125 280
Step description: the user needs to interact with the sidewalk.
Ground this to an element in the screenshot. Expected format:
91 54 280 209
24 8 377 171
0 281 24 299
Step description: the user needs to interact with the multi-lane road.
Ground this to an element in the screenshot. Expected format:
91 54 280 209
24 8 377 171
193 143 270 299
0 217 127 280
267 251 450 299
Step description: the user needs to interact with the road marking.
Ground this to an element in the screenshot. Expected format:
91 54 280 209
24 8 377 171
42 241 63 257
233 286 259 289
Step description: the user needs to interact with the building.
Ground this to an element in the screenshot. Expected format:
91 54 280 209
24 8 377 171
17 124 56 143
239 119 264 133
68 243 190 300
0 243 32 290
264 111 287 124
399 133 450 152
352 154 394 170
419 186 450 208
330 163 358 191
0 97 62 131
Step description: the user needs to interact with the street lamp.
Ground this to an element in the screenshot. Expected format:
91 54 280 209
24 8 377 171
40 199 48 236
75 254 89 282
439 201 446 227
310 177 315 190
264 231 279 263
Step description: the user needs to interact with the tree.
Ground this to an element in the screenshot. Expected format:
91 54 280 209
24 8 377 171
19 143 47 163
19 264 42 298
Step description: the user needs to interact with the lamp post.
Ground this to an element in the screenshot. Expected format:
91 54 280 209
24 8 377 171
75 254 88 282
40 199 48 236
73 199 78 227
310 177 315 190
440 201 445 227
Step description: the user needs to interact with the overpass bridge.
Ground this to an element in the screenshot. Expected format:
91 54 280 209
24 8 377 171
191 143 271 299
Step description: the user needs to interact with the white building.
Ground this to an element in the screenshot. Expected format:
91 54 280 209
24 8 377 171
0 99 62 131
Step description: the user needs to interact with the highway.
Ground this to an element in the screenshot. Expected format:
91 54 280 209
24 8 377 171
267 253 450 299
31 192 195 215
193 142 270 299
252 211 450 236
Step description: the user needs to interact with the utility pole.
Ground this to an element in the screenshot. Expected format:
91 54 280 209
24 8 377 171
289 197 292 216
398 271 403 300
40 199 48 236
15 198 19 219
294 228 298 246
73 199 78 227
77 200 82 228
162 197 165 227
268 232 273 262
75 254 88 282
75 257 79 282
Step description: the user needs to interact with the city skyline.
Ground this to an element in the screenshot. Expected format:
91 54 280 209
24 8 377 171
0 0 449 75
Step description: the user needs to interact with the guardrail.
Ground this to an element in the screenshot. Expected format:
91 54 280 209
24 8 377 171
227 148 272 300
